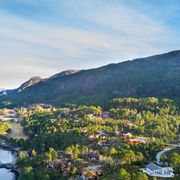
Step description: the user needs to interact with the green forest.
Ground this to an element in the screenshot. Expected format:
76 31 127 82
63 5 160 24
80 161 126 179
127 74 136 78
4 97 180 179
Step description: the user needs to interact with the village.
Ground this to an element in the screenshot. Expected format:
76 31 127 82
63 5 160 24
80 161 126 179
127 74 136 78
0 99 179 179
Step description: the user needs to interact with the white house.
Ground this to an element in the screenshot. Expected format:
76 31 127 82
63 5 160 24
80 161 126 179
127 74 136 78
140 163 174 178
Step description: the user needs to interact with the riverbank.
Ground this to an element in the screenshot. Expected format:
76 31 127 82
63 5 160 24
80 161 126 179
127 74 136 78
0 137 19 179
0 120 28 179
0 135 18 152
0 147 19 180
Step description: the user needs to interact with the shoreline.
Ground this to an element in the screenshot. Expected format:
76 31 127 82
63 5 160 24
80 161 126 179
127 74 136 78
0 136 19 179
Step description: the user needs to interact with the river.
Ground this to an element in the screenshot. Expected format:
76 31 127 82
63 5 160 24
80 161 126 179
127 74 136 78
0 148 17 180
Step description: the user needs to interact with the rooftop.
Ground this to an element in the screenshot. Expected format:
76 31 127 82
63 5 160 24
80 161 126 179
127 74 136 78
146 163 162 171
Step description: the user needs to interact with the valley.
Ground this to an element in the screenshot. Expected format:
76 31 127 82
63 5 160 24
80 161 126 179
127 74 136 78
0 51 179 180
1 1 180 179
0 97 179 179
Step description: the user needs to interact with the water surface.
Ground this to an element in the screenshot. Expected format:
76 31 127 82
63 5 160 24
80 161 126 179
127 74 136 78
0 148 16 180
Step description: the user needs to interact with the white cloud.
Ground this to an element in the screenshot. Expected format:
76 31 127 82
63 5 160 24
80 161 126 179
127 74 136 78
0 1 179 88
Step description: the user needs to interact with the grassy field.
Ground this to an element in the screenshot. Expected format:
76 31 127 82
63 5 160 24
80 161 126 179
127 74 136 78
7 122 28 140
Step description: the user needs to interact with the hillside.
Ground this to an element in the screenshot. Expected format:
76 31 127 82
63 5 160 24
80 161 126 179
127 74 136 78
0 70 78 97
1 50 180 106
17 76 43 93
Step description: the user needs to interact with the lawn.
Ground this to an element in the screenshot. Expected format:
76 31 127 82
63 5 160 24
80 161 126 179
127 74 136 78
7 122 28 140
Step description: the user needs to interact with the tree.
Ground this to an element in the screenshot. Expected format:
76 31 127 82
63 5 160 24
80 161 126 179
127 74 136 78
71 166 77 175
136 152 144 161
34 105 44 113
44 147 58 163
24 166 33 173
19 166 35 180
32 149 37 157
171 153 180 167
121 150 136 164
132 172 149 180
81 145 88 155
73 145 80 159
119 168 131 180
0 122 11 134
17 107 28 117
107 147 117 156
66 146 73 154
18 151 28 161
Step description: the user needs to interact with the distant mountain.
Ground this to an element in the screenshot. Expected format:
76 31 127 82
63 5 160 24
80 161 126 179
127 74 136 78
0 70 78 97
17 76 43 93
0 89 16 96
1 50 180 107
0 76 42 96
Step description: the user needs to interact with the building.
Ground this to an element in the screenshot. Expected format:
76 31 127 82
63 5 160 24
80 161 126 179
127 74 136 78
0 109 19 122
88 134 100 140
123 122 134 127
128 138 146 145
79 165 102 180
80 128 88 133
140 163 174 178
87 114 97 119
118 131 132 138
88 132 108 140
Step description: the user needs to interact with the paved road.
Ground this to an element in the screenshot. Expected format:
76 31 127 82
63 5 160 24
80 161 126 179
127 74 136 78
156 143 180 164
156 148 172 165
165 143 180 148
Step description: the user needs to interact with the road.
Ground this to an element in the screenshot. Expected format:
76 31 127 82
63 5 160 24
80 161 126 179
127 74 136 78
156 143 180 165
156 148 172 165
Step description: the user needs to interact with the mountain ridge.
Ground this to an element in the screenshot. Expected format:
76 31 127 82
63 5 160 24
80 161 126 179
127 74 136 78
0 70 78 97
1 50 180 107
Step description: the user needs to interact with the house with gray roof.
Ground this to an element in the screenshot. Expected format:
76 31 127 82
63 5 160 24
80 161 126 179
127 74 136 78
140 163 174 178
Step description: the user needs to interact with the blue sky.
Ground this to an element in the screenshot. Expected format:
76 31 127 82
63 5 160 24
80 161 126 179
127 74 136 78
0 0 180 88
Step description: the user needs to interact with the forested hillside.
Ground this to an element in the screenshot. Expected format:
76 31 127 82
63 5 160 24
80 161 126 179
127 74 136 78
1 50 180 107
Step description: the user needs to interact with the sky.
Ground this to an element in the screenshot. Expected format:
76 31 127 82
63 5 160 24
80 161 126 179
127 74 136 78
0 0 180 89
